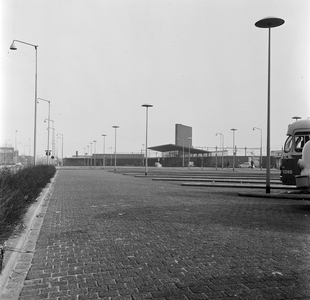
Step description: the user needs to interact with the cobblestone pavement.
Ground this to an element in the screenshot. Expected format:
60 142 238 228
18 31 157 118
7 169 310 299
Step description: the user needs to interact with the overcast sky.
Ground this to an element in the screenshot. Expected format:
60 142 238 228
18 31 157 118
1 0 309 159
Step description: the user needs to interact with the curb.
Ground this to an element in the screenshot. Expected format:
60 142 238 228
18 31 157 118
181 182 294 190
0 172 57 299
180 182 310 200
238 191 310 200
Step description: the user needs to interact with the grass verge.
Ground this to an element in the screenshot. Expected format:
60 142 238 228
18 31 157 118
0 165 56 246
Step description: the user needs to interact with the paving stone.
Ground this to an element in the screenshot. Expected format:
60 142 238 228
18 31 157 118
2 168 310 299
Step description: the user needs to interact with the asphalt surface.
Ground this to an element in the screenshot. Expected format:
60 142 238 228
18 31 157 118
1 167 310 299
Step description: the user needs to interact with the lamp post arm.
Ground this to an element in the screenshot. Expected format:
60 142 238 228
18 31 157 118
38 98 51 164
12 40 38 49
38 98 50 105
10 39 38 165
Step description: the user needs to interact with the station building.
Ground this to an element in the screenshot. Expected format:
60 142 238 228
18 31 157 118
64 123 279 168
64 152 144 167
65 124 212 167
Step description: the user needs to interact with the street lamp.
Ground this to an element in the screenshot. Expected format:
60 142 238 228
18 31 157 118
222 134 225 168
109 147 113 166
38 98 51 164
44 118 55 160
112 126 119 172
15 130 17 162
182 140 185 168
102 134 106 168
255 17 285 193
10 40 38 165
87 145 90 166
253 127 262 170
90 143 92 167
85 152 88 166
216 133 224 169
14 131 21 162
292 116 301 122
84 148 86 166
188 137 192 169
231 129 237 171
57 133 64 166
93 140 97 168
142 104 153 176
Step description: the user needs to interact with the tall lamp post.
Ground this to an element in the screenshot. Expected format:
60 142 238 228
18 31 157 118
222 134 225 168
102 134 106 168
188 137 192 169
93 140 97 168
109 147 113 166
38 98 51 164
90 143 92 167
87 146 90 166
255 17 284 193
57 133 64 166
231 129 237 171
10 40 38 165
142 104 153 176
216 133 224 169
112 126 119 172
182 140 184 168
15 130 18 162
44 118 55 160
15 130 17 151
253 127 262 170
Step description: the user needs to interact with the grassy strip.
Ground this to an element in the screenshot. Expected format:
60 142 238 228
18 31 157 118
0 165 56 245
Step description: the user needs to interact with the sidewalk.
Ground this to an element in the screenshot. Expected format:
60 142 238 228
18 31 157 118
1 168 310 299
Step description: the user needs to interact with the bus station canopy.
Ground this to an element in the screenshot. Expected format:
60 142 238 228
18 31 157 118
148 144 210 155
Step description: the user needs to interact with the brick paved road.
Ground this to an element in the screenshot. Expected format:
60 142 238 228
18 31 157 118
16 169 310 299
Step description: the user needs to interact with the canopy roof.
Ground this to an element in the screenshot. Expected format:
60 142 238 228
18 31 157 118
148 144 210 154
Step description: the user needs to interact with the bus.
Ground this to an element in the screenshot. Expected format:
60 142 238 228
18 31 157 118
280 119 310 185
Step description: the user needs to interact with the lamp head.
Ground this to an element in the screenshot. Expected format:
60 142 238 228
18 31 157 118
255 17 285 28
292 116 301 121
10 41 17 50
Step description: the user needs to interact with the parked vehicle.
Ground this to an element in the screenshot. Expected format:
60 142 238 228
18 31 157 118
238 162 252 168
280 119 310 185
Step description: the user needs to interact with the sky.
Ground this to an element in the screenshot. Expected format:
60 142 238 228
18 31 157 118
1 0 310 159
